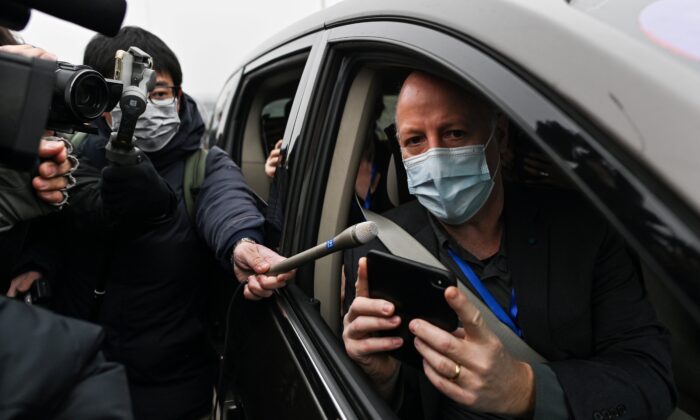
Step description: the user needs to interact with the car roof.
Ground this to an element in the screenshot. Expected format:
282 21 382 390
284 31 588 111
244 0 700 214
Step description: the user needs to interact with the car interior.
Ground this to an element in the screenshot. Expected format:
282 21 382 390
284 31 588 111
234 59 304 202
226 54 699 417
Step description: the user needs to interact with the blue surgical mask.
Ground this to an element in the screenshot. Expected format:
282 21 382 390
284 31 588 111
402 123 500 225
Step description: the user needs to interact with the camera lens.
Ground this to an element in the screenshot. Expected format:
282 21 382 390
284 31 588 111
70 71 109 120
49 62 120 132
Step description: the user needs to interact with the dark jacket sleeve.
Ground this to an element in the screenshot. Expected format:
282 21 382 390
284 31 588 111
0 297 133 419
549 221 676 420
195 147 265 271
0 166 55 231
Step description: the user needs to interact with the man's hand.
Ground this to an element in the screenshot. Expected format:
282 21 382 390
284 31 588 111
101 155 175 218
343 257 402 395
264 139 283 179
6 271 42 298
33 138 74 204
232 241 295 300
409 286 534 416
0 44 57 61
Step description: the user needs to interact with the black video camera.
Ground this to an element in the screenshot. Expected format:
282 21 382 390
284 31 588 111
0 0 127 171
0 51 123 170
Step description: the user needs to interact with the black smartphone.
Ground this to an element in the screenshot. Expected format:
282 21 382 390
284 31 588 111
366 250 458 368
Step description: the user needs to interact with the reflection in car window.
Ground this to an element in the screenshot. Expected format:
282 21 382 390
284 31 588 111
569 0 700 72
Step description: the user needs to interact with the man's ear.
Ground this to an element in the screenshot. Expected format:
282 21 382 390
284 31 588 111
176 87 183 113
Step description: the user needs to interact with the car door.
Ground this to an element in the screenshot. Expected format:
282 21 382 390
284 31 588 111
216 16 699 420
278 19 700 419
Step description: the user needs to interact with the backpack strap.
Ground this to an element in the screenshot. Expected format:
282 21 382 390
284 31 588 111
183 148 209 222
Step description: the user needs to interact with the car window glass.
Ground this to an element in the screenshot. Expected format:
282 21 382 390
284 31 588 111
226 56 306 203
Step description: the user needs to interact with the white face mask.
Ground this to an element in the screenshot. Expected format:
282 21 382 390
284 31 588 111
110 99 181 152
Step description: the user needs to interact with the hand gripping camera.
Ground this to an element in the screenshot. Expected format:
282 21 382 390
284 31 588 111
105 47 156 166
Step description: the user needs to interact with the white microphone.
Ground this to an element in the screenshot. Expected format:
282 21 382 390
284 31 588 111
266 221 378 275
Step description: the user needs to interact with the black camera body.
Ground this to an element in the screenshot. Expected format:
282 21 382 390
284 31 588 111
0 51 123 170
49 61 122 134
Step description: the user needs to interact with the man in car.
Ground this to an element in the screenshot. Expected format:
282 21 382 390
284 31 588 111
342 71 675 419
13 27 293 420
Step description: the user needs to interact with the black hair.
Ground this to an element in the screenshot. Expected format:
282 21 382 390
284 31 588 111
83 26 182 87
0 27 17 46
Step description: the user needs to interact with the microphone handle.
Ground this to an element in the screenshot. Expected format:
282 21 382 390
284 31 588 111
239 223 369 277
267 242 331 275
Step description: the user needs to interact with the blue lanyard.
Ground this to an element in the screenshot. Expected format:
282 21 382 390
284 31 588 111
447 248 522 336
363 163 378 210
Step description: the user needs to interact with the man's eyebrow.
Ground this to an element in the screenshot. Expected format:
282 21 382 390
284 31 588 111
438 118 472 130
397 125 423 136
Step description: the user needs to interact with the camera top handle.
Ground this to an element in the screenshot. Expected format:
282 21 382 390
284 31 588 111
105 47 156 166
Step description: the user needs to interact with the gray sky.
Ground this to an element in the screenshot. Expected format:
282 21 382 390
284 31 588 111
18 0 344 104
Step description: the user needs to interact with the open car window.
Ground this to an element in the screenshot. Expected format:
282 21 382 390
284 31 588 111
283 20 700 417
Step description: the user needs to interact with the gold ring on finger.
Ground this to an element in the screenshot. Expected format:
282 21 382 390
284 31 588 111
450 363 461 382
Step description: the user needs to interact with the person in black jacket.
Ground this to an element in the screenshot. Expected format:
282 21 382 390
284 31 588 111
342 71 675 419
13 27 293 420
0 296 133 419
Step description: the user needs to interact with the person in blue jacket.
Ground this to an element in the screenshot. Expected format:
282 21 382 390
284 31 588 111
13 27 292 420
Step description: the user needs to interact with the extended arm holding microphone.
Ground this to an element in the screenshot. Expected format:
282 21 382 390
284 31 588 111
267 221 378 275
233 221 378 300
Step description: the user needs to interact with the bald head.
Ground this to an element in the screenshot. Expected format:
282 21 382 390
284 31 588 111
394 71 499 158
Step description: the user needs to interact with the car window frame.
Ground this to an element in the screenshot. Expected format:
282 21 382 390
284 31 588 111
207 69 242 149
317 20 700 325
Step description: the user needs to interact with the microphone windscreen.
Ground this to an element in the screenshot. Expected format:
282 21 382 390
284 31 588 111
354 221 378 244
16 0 126 36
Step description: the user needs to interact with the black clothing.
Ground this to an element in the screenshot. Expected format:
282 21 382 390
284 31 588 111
0 224 29 292
344 185 675 419
0 166 56 231
0 296 132 419
42 94 265 420
101 153 176 219
428 215 512 312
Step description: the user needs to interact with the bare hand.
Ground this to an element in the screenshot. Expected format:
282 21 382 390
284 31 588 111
0 44 57 61
7 271 42 298
33 137 73 204
232 241 295 300
343 257 402 391
265 140 283 179
409 286 534 416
